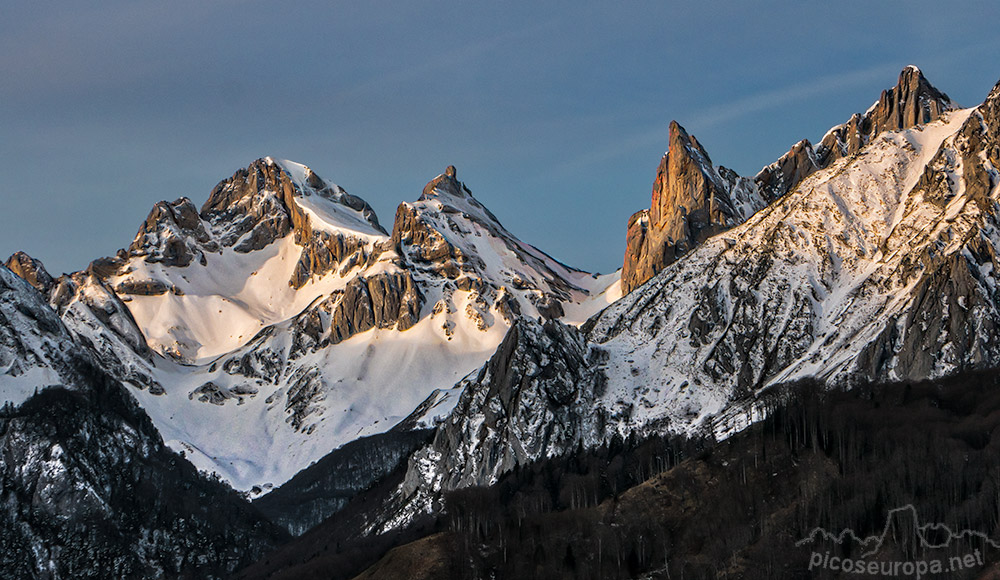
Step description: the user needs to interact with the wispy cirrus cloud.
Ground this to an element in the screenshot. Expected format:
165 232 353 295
549 37 1000 179
330 6 592 103
545 62 901 179
683 63 898 130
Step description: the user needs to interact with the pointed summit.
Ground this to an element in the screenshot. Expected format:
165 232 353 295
871 65 953 133
649 121 720 227
396 165 506 273
420 164 470 200
621 66 961 296
816 65 955 166
412 165 508 235
622 121 766 294
199 158 384 254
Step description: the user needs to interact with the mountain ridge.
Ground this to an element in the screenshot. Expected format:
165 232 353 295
622 65 957 294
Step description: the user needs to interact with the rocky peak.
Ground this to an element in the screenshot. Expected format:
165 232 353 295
196 158 383 254
422 164 460 193
111 158 388 292
817 66 954 166
873 65 953 133
416 165 506 227
198 158 301 252
394 167 587 301
4 251 55 295
622 121 766 294
48 267 162 393
419 165 473 202
755 66 953 206
0 264 86 396
649 121 723 227
201 158 288 217
394 166 503 278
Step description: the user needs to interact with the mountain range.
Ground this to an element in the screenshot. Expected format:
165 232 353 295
3 65 1000 578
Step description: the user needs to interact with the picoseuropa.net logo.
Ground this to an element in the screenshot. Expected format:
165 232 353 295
795 505 999 578
806 550 983 577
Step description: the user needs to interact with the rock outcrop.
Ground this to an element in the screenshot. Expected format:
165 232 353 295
50 270 162 393
0 265 87 393
4 252 160 394
289 229 370 289
129 197 218 267
4 252 55 294
621 121 766 294
391 202 475 280
328 271 424 344
753 139 820 202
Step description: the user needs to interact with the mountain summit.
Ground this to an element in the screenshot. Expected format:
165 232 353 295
622 121 768 293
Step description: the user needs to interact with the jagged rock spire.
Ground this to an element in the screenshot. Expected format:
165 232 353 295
622 121 763 294
816 65 954 166
421 165 468 200
877 65 953 132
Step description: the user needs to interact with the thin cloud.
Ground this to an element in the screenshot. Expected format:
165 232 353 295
546 63 900 180
331 10 583 102
684 64 898 130
549 37 1000 179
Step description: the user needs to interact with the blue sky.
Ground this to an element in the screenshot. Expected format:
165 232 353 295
3 1 1000 276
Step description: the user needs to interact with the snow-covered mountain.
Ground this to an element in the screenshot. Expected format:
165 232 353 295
7 158 618 493
591 101 992 437
587 68 995 439
376 67 1000 529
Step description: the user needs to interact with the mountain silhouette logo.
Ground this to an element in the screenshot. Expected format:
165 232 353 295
796 505 1000 558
